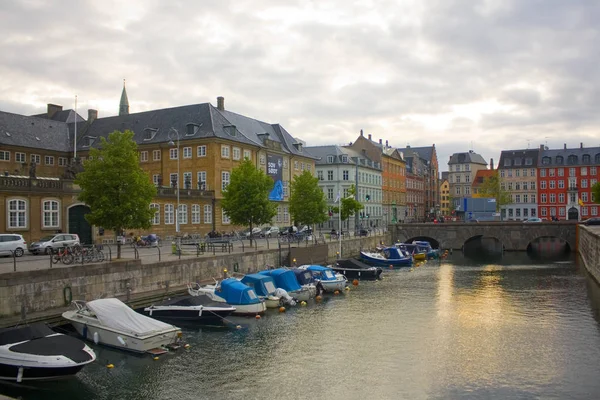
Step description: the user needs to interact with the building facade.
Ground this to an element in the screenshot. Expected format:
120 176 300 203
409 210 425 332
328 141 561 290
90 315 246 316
403 149 426 222
498 149 539 221
447 150 488 212
398 145 439 221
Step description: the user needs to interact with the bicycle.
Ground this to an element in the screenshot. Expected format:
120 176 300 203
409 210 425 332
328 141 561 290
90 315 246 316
52 246 74 265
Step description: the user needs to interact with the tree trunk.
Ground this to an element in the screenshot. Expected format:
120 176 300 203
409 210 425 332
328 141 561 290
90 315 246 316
249 223 253 249
115 230 122 259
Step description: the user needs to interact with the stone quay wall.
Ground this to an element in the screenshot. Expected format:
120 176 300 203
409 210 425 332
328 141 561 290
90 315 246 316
0 233 390 319
578 226 600 283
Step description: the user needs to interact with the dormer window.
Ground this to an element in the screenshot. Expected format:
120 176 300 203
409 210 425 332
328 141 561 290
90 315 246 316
542 156 551 165
556 156 564 165
224 125 236 137
186 123 201 136
327 155 334 163
504 158 511 166
293 142 303 152
341 155 348 163
596 153 600 163
525 158 533 166
83 136 96 147
143 128 158 141
583 154 591 163
567 154 578 165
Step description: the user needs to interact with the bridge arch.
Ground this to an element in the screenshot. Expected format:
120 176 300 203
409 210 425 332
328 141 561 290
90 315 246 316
404 236 440 249
526 236 572 259
463 234 504 260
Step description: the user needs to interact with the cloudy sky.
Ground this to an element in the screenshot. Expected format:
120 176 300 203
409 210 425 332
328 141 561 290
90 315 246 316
2 0 599 171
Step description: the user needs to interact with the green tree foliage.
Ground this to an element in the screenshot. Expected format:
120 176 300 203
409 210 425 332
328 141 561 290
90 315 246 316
221 159 277 246
592 181 600 204
476 171 512 211
75 130 157 258
331 185 364 224
289 171 328 229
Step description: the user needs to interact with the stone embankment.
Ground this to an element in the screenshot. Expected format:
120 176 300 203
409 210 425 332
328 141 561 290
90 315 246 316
0 234 390 327
578 226 600 283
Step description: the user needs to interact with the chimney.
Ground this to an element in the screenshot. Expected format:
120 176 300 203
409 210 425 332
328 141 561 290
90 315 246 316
47 104 62 119
368 134 372 140
564 143 567 150
385 140 388 147
379 138 382 144
360 129 363 136
490 158 494 170
217 96 224 111
540 144 544 150
88 109 98 123
580 142 583 149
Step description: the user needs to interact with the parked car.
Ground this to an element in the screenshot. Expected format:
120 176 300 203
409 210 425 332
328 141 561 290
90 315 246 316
244 227 262 238
523 218 543 223
261 226 280 237
282 226 298 235
28 233 80 255
583 217 600 226
0 234 27 257
298 225 312 235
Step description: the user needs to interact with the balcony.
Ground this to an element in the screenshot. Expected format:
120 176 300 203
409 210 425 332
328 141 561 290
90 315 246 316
0 175 79 193
156 186 215 199
567 186 579 191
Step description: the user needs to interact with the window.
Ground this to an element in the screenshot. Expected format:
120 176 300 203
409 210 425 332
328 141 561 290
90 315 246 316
591 167 597 175
153 150 161 161
465 186 470 195
150 204 160 225
283 181 289 197
582 179 588 188
183 172 192 189
327 171 334 181
507 170 512 177
455 187 461 195
283 206 289 223
341 155 348 163
170 173 178 188
549 180 555 189
30 154 40 164
222 209 231 224
221 145 230 158
294 161 299 170
542 157 551 165
500 170 505 178
568 155 578 165
15 152 25 163
581 167 588 176
515 169 520 177
327 155 334 163
178 205 188 225
317 171 324 180
515 183 521 190
540 169 546 177
8 199 27 228
197 171 207 189
260 154 266 165
170 148 178 160
556 156 563 164
531 182 536 190
582 192 588 202
42 200 59 228
558 193 565 203
550 193 556 203
541 194 547 203
327 188 334 200
540 181 547 189
557 168 564 177
558 180 564 189
592 206 598 216
153 174 160 186
58 157 67 166
140 151 148 162
203 205 212 224
197 146 207 157
191 205 200 224
301 162 305 171
569 168 576 177
525 158 533 166
183 147 192 159
515 158 522 166
44 156 54 165
541 207 547 217
243 150 251 160
531 194 536 203
523 208 528 217
515 194 521 203
222 171 230 191
343 170 349 181
523 182 528 191
549 169 555 177
523 194 528 203
531 208 536 217
504 158 511 167
516 208 521 217
164 204 174 224
582 207 588 216
0 151 9 161
233 147 241 160
559 208 565 217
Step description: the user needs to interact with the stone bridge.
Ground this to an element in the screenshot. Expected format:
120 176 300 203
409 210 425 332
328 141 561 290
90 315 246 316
392 222 579 251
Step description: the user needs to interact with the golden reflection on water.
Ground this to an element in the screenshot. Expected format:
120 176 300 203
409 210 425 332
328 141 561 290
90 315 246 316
433 263 561 391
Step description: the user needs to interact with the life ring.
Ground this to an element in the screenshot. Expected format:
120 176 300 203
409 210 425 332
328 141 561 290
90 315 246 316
63 286 72 306
233 262 240 273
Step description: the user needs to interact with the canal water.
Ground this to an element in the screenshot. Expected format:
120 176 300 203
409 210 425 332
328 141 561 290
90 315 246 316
3 253 600 400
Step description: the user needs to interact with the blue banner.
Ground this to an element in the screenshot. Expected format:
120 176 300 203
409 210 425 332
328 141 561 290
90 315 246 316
267 154 283 201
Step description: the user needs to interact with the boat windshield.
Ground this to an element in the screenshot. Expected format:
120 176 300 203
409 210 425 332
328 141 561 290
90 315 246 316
247 290 258 299
264 281 276 294
324 270 335 279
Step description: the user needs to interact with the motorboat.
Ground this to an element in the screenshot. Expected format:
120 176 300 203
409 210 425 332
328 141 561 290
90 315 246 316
361 247 413 267
0 323 96 382
412 241 440 259
291 268 324 297
330 258 383 280
187 279 267 316
396 243 427 261
259 268 315 301
240 273 294 307
298 265 348 292
62 298 183 355
142 294 236 325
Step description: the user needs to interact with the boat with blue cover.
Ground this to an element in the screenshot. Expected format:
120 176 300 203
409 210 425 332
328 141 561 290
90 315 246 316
412 241 440 259
187 278 266 315
298 265 347 292
240 273 284 308
360 246 413 267
396 243 427 261
259 268 315 301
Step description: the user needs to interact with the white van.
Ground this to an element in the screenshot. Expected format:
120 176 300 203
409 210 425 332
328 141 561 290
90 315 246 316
262 226 280 237
0 234 27 257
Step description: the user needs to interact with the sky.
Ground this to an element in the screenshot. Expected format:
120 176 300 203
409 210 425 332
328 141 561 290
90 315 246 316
1 0 600 172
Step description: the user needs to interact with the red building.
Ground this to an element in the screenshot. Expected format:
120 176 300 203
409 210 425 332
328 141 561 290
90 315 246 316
537 144 600 221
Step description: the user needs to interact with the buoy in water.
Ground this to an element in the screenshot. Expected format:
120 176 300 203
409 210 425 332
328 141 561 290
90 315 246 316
300 301 307 306
352 279 359 286
345 286 350 291
255 314 261 319
184 344 191 348
106 364 114 369
334 290 340 295
279 306 286 313
236 325 242 329
315 295 322 302
153 356 159 360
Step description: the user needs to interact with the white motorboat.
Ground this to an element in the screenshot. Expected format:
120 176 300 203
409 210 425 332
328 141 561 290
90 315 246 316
62 298 182 355
0 323 96 382
259 268 315 301
188 279 267 315
298 265 348 292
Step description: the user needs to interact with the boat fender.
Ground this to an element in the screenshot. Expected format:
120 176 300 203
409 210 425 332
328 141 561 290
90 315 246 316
117 336 126 346
17 367 23 383
93 332 99 344
233 262 239 273
83 324 88 339
63 286 73 306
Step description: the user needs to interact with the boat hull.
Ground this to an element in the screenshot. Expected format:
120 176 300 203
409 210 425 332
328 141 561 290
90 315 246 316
143 306 235 324
264 297 281 309
413 253 427 261
0 363 87 382
360 252 413 267
63 312 181 354
330 266 382 280
320 279 347 292
231 302 267 315
289 287 314 301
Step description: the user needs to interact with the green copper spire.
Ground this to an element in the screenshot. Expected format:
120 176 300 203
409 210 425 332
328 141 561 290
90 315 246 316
119 79 129 116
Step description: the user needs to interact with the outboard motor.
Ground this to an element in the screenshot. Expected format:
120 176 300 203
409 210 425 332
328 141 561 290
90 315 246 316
274 288 297 306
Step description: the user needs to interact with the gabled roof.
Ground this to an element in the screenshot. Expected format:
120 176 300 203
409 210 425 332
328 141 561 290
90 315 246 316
397 145 435 162
304 145 355 165
448 151 487 166
472 169 495 188
538 146 600 167
32 109 85 124
498 148 539 169
0 111 71 152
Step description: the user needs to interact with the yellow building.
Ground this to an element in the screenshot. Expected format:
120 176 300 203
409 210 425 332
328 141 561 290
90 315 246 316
0 92 316 244
439 178 450 217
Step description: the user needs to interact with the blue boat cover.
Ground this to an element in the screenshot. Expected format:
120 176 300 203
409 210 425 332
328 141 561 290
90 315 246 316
218 278 261 305
382 247 407 260
259 269 302 292
291 268 315 285
304 265 337 281
240 274 277 297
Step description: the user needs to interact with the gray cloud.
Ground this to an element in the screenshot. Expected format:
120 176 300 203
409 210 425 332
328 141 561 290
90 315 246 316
1 0 599 171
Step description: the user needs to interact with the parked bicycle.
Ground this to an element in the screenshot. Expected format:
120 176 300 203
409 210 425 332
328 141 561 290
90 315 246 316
52 246 74 265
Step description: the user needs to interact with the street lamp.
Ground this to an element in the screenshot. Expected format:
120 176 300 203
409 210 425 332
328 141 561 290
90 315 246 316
168 128 180 248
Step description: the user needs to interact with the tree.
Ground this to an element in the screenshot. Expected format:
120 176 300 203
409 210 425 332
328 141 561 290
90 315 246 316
592 181 600 205
75 130 157 258
476 171 512 213
331 185 363 231
221 159 277 246
289 171 328 233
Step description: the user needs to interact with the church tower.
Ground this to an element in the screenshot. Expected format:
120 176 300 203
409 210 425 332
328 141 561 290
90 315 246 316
119 79 129 116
